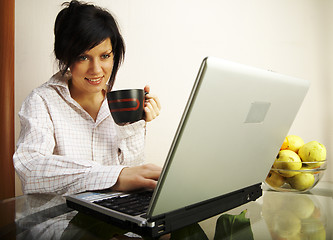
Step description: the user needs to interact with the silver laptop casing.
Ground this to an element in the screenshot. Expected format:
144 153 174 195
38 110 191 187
148 57 309 217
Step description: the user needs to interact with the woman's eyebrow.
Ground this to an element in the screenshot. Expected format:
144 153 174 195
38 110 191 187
83 49 113 55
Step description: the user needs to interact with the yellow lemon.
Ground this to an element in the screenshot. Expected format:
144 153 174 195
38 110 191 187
265 171 285 188
288 172 315 191
298 141 326 168
273 150 302 177
280 135 304 153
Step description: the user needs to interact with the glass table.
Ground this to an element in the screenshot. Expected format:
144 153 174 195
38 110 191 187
1 181 332 239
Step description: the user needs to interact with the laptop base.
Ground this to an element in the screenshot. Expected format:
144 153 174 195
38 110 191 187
66 183 262 238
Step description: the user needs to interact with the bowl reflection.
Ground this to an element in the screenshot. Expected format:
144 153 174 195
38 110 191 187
262 191 326 240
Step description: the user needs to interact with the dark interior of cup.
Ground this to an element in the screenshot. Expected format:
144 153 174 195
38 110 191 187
107 89 145 124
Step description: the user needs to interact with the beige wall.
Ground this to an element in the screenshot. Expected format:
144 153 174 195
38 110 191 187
15 0 333 195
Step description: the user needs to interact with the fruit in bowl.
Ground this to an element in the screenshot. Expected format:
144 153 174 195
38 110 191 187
298 141 326 168
273 150 302 177
265 135 327 192
288 171 315 191
280 135 304 153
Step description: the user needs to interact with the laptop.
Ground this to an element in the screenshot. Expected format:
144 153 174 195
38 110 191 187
66 57 310 237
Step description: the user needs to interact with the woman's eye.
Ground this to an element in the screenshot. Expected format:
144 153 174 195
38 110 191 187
102 54 111 59
78 55 88 61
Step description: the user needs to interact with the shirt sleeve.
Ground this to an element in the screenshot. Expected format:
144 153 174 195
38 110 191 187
13 92 126 195
115 120 146 166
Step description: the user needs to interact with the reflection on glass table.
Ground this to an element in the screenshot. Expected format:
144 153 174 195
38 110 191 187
0 181 332 239
262 191 326 239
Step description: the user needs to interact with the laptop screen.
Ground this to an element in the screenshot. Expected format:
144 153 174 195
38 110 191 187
148 57 310 217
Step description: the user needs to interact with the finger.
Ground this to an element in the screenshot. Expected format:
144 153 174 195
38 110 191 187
144 107 153 122
146 94 161 111
146 102 157 119
143 170 161 181
143 163 162 171
140 178 158 189
144 85 150 94
147 99 160 117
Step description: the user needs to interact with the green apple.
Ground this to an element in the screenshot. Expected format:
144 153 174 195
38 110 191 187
280 135 304 153
273 150 302 177
288 172 315 191
265 171 285 188
298 141 326 167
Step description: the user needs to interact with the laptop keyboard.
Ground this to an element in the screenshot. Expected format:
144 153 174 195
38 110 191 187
93 191 153 217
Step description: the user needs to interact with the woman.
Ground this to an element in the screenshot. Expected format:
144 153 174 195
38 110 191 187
13 0 162 195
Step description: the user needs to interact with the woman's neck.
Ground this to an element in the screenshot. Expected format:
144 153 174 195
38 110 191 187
68 81 106 121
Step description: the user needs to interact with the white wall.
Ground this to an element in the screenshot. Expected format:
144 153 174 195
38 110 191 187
15 0 333 194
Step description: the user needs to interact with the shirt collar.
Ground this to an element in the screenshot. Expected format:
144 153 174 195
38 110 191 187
48 71 111 124
48 71 71 89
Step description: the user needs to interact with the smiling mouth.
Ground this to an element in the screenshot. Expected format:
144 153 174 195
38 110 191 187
85 76 103 84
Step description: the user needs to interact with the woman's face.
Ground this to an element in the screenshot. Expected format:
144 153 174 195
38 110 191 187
70 38 113 97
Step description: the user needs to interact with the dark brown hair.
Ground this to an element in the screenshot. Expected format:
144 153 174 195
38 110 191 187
54 0 125 90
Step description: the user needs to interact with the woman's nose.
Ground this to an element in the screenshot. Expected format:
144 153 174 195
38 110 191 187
89 59 103 74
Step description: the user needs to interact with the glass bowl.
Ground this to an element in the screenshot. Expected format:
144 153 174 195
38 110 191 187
264 160 327 193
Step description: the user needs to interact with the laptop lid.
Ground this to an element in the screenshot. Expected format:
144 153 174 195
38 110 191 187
147 57 310 217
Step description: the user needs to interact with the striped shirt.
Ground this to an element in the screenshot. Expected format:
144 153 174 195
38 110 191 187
13 72 146 195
